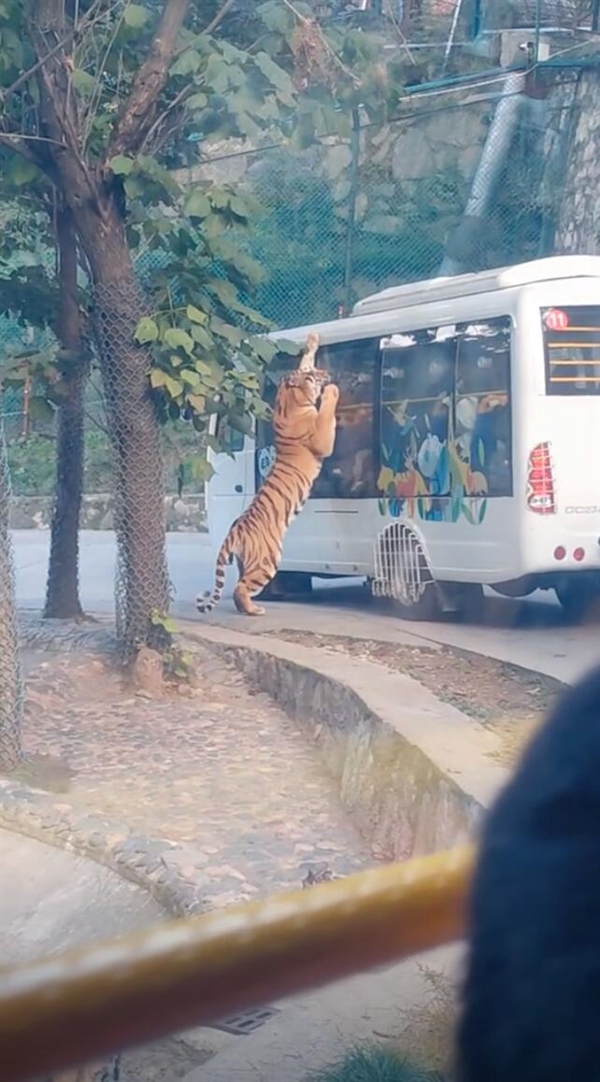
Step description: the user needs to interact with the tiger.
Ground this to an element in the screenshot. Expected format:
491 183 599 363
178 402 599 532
196 333 339 617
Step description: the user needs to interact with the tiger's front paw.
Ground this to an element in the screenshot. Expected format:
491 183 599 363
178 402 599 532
322 383 339 404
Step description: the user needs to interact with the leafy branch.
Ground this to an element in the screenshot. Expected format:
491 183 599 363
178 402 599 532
107 0 191 160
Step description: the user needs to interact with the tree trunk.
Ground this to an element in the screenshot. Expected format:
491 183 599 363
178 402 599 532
74 200 169 657
0 413 23 771
44 204 85 620
554 67 600 255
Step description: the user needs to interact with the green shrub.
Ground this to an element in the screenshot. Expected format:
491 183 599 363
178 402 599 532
305 1045 445 1082
7 434 57 496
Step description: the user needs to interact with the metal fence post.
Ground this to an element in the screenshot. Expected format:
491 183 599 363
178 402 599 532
343 108 361 314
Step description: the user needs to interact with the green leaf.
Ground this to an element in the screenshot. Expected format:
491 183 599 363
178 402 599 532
187 456 213 482
171 48 201 77
6 157 38 186
150 369 184 398
71 69 97 95
185 190 211 218
210 188 230 210
186 92 208 111
254 51 294 96
228 195 250 219
134 316 158 343
163 327 194 354
195 359 214 376
124 3 150 28
124 175 144 200
257 0 291 34
186 393 206 413
273 338 302 356
190 324 213 350
248 336 277 363
164 374 183 398
186 304 207 324
210 317 243 347
180 369 201 386
110 154 135 176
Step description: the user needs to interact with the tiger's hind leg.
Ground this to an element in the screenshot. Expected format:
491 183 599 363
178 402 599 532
232 556 281 616
233 581 266 617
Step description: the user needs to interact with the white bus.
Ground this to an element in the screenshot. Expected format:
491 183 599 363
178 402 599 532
206 256 600 620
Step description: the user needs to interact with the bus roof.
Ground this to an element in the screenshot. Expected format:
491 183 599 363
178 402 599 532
351 256 600 317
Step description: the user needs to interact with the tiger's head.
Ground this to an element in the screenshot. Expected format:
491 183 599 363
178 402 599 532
277 367 330 410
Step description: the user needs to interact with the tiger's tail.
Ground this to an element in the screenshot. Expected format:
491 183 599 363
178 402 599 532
196 534 233 613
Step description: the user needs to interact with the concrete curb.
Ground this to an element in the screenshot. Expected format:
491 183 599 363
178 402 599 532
181 622 509 858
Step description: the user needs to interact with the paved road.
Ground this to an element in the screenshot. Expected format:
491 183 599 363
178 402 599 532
12 529 600 684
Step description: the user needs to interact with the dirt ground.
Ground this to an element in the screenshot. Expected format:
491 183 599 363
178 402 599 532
18 634 372 901
265 631 565 766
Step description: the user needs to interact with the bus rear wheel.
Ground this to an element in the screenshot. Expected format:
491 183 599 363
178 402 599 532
257 571 313 602
374 524 440 622
555 579 598 621
453 583 485 623
391 583 440 621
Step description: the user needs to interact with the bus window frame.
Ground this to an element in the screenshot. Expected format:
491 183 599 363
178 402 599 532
310 336 381 501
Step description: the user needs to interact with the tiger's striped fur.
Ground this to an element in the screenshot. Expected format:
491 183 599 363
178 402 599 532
197 334 338 617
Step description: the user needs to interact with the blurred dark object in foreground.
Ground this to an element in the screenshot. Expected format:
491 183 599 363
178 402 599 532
458 664 600 1081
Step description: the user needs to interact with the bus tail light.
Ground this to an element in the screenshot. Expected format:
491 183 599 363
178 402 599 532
527 442 556 515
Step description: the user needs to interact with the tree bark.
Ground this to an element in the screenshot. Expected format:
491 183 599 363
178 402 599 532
74 198 170 655
44 203 85 620
0 414 23 771
554 66 600 255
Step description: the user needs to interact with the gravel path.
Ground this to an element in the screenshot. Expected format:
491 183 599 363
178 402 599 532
20 627 374 908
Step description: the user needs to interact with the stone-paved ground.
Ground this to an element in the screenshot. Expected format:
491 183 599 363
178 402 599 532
19 626 374 907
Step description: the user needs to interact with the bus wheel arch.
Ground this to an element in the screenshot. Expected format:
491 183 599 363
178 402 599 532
371 521 440 621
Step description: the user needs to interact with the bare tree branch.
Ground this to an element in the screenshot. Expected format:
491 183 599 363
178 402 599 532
25 1 103 215
107 0 191 161
202 0 236 37
140 79 200 154
0 0 106 106
0 131 43 165
0 130 62 185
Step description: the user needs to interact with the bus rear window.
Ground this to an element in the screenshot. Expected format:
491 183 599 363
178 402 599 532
542 305 600 395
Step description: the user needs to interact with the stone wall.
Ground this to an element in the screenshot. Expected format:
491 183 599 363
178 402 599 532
10 494 207 532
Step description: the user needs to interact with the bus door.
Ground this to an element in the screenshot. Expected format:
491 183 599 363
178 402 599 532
205 416 253 548
284 337 380 573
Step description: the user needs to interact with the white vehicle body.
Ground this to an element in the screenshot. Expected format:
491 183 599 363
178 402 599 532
206 256 600 617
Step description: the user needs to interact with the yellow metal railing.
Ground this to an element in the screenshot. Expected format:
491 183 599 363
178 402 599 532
0 845 474 1082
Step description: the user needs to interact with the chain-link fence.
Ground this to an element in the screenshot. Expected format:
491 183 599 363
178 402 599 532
0 406 23 771
172 73 587 331
92 279 171 657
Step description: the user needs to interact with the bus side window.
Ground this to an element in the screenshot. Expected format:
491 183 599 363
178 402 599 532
215 417 245 455
380 331 455 497
455 317 512 497
312 338 379 499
